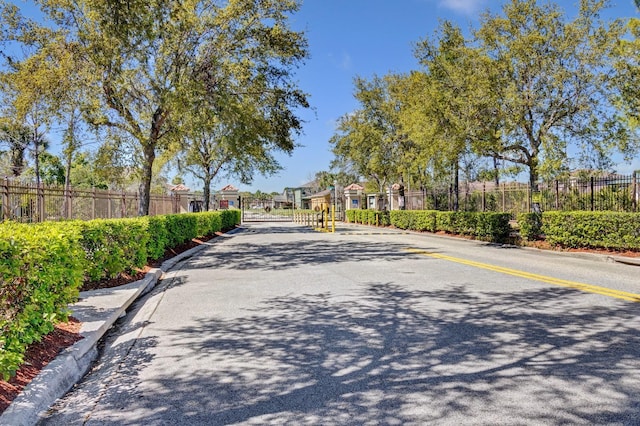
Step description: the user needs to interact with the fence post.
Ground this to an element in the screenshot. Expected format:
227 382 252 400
37 182 45 222
634 172 638 213
1 178 9 221
121 191 126 218
501 183 505 213
107 190 112 219
590 176 595 211
92 188 96 220
555 180 559 210
482 182 486 212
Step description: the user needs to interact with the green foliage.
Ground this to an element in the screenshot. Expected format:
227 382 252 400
72 219 149 281
164 214 198 248
330 75 408 192
0 222 84 380
542 211 640 251
144 216 170 260
517 213 543 241
0 210 241 379
387 210 511 242
349 209 387 226
220 209 241 231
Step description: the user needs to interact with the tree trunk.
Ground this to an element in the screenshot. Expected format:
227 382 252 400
63 150 73 219
452 158 459 212
139 143 155 216
529 157 540 213
529 157 539 192
203 174 212 211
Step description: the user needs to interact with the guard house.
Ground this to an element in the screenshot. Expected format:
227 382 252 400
344 183 364 210
170 184 191 213
310 189 332 211
218 184 239 210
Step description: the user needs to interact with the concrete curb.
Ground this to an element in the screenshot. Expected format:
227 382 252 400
0 230 236 426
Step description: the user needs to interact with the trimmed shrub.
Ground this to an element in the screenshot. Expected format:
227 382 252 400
0 222 85 379
390 210 413 229
517 213 543 241
0 210 243 379
543 211 640 251
220 209 241 231
390 210 510 242
145 215 169 260
74 219 149 281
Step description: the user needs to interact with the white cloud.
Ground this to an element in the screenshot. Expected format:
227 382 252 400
328 51 353 70
438 0 487 15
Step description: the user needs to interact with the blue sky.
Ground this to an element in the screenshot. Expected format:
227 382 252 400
11 0 640 193
233 0 640 194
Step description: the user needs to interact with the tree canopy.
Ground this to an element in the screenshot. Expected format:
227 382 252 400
0 0 309 214
330 0 639 206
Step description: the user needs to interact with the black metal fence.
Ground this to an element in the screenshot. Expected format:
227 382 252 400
1 178 181 223
402 172 639 215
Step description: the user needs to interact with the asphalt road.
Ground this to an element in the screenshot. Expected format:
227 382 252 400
40 222 640 425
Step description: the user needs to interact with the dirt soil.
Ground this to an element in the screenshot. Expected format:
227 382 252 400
0 233 219 414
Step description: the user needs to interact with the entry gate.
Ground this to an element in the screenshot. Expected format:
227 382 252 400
241 197 294 222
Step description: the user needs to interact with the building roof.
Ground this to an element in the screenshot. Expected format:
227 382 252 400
344 183 364 191
220 184 239 192
170 184 191 192
310 189 332 198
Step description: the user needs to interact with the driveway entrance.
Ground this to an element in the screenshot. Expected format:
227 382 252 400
241 196 293 222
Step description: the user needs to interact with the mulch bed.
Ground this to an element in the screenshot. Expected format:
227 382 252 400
0 318 83 413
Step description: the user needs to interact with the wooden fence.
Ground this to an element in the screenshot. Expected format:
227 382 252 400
1 178 181 223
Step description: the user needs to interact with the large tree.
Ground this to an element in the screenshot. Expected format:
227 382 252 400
408 22 492 210
330 75 408 203
178 94 293 210
612 15 640 153
475 0 633 189
4 0 309 215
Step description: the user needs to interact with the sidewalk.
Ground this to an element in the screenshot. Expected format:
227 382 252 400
0 235 225 426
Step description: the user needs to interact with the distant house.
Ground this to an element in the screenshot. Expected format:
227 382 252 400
285 181 318 210
273 193 292 209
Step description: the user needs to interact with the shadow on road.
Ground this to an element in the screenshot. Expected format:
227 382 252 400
70 281 640 424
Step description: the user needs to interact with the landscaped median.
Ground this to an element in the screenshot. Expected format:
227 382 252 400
0 210 241 381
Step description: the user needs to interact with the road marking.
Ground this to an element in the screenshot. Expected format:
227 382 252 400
406 248 640 303
337 232 411 236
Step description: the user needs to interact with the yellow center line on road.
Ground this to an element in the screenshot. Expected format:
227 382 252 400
406 248 640 303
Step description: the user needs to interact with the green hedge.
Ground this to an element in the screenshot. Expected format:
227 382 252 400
348 209 390 226
349 209 510 242
0 210 241 379
542 211 640 251
389 210 510 242
517 213 543 241
0 222 85 380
